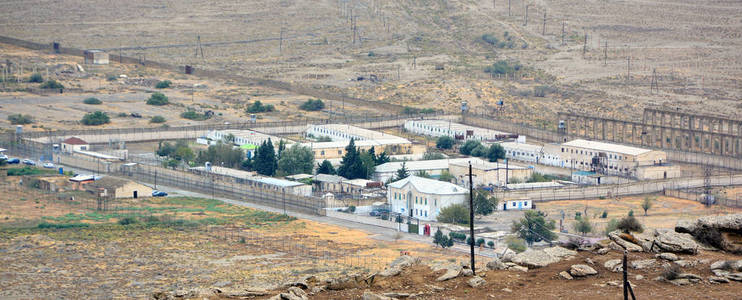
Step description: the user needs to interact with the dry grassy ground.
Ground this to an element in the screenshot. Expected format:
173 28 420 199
1 0 739 128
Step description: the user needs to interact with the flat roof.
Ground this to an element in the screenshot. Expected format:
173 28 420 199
405 120 511 137
303 138 410 150
309 124 407 141
209 129 294 145
499 142 543 152
562 139 652 156
449 160 528 170
388 176 467 195
73 150 121 160
375 157 486 173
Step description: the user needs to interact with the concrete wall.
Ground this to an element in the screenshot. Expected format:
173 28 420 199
115 181 153 199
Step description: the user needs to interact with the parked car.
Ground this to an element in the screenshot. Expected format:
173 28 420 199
369 208 390 216
42 162 55 168
22 159 36 166
0 154 8 160
6 158 20 164
152 190 168 197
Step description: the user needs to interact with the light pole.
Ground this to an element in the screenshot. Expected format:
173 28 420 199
468 162 476 275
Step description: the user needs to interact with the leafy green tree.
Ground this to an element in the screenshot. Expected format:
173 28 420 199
254 139 277 176
155 80 172 89
246 101 275 113
375 151 390 165
196 142 246 169
459 140 482 155
173 146 194 163
299 98 325 111
395 162 410 181
81 111 110 125
156 141 176 157
642 197 654 216
476 238 485 247
574 216 593 236
436 136 454 149
437 204 470 225
511 210 557 246
28 73 43 83
40 80 64 89
616 215 643 233
277 144 315 175
317 160 336 175
337 139 367 179
486 144 506 162
438 170 454 182
473 190 498 216
146 92 169 105
433 228 447 247
83 97 102 105
422 151 446 160
487 241 495 248
150 115 166 123
470 145 487 157
7 114 33 125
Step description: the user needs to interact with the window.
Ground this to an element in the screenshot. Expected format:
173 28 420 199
424 198 428 205
511 202 516 207
561 148 565 152
338 150 342 155
320 150 325 155
434 199 437 206
424 210 428 217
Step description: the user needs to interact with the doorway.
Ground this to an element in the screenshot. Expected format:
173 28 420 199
133 191 138 199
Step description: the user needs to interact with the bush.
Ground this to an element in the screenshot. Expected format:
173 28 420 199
402 106 436 115
604 218 619 236
448 231 467 241
481 34 500 46
83 97 102 105
436 136 454 149
628 210 634 217
81 111 110 125
506 236 527 253
150 115 166 123
616 216 643 233
533 85 553 97
146 92 169 105
7 114 33 125
476 238 485 247
459 140 482 155
601 211 608 218
246 101 275 113
118 217 139 225
40 80 64 89
299 98 325 111
155 80 172 89
37 222 89 229
437 204 469 225
106 74 118 81
28 73 43 83
487 241 495 248
484 60 522 75
348 205 356 213
466 236 474 246
422 151 446 160
574 216 593 235
180 110 211 121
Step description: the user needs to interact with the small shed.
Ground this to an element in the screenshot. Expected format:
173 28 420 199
85 177 153 199
84 50 109 65
61 137 89 153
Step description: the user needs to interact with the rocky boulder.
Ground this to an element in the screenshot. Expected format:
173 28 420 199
362 291 394 300
436 268 461 282
608 231 643 252
630 259 657 270
467 276 486 288
486 258 507 271
511 246 577 268
604 259 623 272
656 253 679 261
569 264 598 277
559 271 573 280
675 214 742 253
390 255 420 269
653 230 698 254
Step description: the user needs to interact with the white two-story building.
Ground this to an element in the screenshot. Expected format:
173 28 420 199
387 176 468 221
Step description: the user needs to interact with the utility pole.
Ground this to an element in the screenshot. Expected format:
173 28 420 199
650 68 658 93
561 20 565 45
604 40 608 66
468 162 476 276
279 27 284 55
524 4 529 26
542 12 546 35
508 0 511 16
582 31 587 57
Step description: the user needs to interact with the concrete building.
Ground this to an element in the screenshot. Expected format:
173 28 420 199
83 50 109 65
387 176 468 221
189 166 311 196
307 124 405 142
61 137 89 153
559 139 668 177
500 199 532 211
85 177 153 199
571 170 619 185
201 130 291 148
448 159 532 187
304 124 417 159
373 157 486 183
404 120 517 142
499 142 564 167
313 174 346 193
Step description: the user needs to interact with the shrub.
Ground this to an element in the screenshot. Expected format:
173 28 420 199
692 228 724 250
422 151 446 160
8 114 33 125
506 236 527 253
106 74 118 81
476 238 485 247
28 73 43 83
37 222 89 229
436 136 454 149
459 140 482 155
616 216 643 233
487 241 495 248
481 34 500 46
348 205 356 213
150 115 166 123
299 98 325 111
601 211 608 218
604 218 620 236
574 216 593 235
146 92 169 105
466 236 474 246
438 204 469 225
81 111 110 125
448 232 467 241
83 97 102 105
246 101 275 113
628 210 634 217
484 60 522 75
180 110 210 121
118 217 139 225
533 85 553 97
40 80 64 89
155 80 172 89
